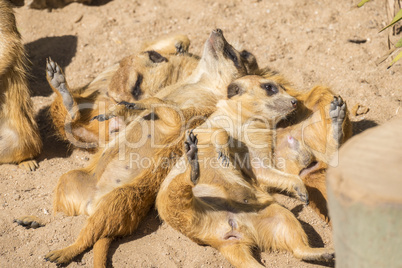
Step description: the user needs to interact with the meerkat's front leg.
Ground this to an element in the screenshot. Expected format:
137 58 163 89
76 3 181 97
329 96 347 145
185 130 200 185
91 97 167 122
46 58 78 120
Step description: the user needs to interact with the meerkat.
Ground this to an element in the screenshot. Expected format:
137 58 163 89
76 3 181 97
20 29 249 267
0 0 41 171
255 67 352 222
48 35 198 148
156 75 334 267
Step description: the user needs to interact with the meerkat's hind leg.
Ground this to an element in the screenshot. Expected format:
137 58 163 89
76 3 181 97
329 96 346 144
293 246 335 262
14 215 45 229
219 243 264 268
90 100 146 122
46 58 77 120
255 204 334 262
185 130 200 185
18 159 39 171
90 113 116 122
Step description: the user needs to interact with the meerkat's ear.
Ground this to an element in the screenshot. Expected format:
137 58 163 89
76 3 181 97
227 83 243 98
145 50 168 63
240 50 259 74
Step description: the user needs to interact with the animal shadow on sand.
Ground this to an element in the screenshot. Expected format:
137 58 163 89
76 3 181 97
35 106 74 162
291 205 335 268
52 210 162 267
106 209 162 268
26 36 78 161
9 0 112 9
352 119 378 136
25 35 77 97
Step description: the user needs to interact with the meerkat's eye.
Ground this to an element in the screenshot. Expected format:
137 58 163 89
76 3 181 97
146 50 168 63
261 83 278 96
131 74 143 100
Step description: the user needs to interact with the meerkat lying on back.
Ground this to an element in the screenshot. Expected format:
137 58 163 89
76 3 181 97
157 75 334 267
48 34 198 148
0 0 41 171
257 68 352 222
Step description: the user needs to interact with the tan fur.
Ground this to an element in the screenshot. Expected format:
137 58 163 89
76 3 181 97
0 0 41 170
49 35 198 148
45 29 249 267
157 75 334 267
141 33 191 55
107 51 199 104
256 67 353 222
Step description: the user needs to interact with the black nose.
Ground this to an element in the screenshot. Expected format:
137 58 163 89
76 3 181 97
214 28 223 35
291 99 298 108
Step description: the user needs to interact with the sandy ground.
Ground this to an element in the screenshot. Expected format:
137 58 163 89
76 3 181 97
0 0 401 267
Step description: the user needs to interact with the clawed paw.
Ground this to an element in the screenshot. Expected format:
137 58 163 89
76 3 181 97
46 57 66 90
294 183 309 205
321 251 335 261
175 42 186 54
44 248 71 264
14 215 45 229
118 101 145 110
18 160 39 171
218 150 230 167
90 114 115 122
329 96 346 123
184 130 198 161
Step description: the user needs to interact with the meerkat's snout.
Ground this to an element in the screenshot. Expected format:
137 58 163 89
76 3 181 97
213 28 223 35
291 99 297 108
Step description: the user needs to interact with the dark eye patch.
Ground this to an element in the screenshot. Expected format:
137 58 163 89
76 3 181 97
227 83 242 98
240 50 252 59
131 73 143 100
146 50 168 63
260 83 278 96
223 46 240 69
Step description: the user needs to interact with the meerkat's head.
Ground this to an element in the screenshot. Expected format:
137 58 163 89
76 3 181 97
107 50 170 103
195 29 248 89
225 75 298 123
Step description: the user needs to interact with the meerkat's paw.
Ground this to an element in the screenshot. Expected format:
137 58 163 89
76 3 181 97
294 180 309 205
329 96 346 142
46 57 76 119
185 130 198 161
45 247 74 264
118 101 146 110
184 130 200 185
18 160 39 171
175 40 188 54
46 57 66 90
14 215 45 229
321 251 335 261
217 150 230 167
329 96 346 123
90 113 115 122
